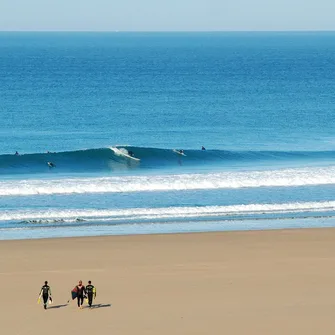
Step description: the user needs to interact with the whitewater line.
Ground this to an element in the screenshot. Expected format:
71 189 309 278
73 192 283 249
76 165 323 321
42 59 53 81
0 166 334 196
1 201 335 222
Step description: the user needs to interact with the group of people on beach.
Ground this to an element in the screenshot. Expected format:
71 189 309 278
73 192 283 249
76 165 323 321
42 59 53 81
38 280 96 310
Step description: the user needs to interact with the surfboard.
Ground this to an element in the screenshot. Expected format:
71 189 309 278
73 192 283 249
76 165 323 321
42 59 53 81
111 147 140 161
71 287 78 300
173 149 187 157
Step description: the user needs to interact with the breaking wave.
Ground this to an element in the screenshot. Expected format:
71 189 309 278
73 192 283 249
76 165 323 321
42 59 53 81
0 146 334 175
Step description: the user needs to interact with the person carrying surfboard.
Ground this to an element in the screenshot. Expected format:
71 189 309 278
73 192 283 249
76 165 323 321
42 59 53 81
86 280 96 308
38 281 52 310
74 280 86 309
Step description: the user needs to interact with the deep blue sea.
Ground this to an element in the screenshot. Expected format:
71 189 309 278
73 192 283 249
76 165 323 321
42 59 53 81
0 32 334 240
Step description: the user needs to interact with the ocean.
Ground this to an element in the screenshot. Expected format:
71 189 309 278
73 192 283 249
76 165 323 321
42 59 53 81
0 31 334 240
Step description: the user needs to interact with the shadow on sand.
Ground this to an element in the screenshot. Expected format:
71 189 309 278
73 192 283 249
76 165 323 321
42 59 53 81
48 304 69 309
88 303 112 309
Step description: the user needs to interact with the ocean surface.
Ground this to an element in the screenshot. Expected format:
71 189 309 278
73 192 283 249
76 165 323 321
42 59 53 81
0 31 334 240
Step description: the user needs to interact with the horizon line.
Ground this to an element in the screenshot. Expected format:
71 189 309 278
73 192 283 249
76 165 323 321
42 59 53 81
0 29 335 33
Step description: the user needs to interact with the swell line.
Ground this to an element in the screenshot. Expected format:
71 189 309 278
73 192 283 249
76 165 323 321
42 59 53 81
0 146 334 175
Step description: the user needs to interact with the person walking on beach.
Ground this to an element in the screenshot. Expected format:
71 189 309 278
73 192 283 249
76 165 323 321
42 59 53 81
38 281 52 310
86 280 96 308
75 280 86 309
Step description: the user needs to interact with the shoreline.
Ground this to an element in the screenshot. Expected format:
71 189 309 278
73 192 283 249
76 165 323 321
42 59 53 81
2 214 335 241
0 224 334 243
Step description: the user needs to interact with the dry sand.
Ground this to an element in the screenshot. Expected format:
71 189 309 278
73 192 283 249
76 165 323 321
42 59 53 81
1 229 335 334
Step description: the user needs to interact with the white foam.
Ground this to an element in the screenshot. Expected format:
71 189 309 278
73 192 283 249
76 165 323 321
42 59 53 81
0 166 334 196
1 201 335 222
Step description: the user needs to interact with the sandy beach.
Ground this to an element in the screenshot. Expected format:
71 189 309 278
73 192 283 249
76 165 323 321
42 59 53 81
1 229 335 334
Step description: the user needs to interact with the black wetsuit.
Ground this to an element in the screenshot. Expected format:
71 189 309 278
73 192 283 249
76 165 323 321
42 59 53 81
86 284 95 307
76 285 86 307
40 285 51 309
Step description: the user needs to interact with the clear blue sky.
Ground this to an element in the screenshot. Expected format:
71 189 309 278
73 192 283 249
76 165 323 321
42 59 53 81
1 0 335 31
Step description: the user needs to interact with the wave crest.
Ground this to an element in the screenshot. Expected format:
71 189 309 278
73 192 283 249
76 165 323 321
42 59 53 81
1 146 334 175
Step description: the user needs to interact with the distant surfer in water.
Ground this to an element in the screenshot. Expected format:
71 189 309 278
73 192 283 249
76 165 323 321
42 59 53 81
75 280 86 309
86 280 96 308
47 162 55 168
128 150 134 157
38 281 52 310
201 146 206 151
15 151 19 155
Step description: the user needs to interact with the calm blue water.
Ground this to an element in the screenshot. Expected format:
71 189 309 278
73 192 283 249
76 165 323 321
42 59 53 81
1 32 335 240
